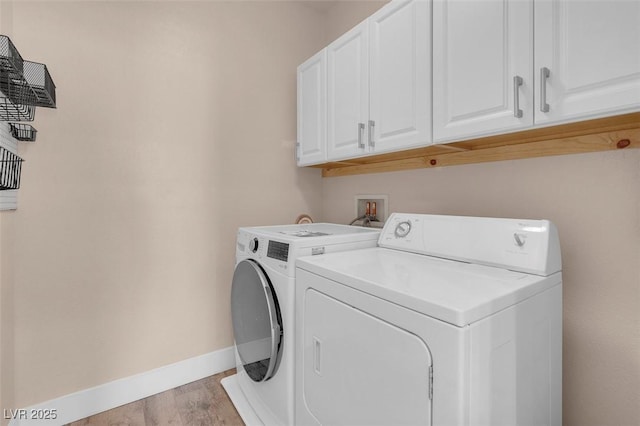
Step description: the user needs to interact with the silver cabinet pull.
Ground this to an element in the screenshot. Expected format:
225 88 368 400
295 142 300 162
368 120 375 147
513 76 523 118
540 67 550 113
358 123 365 148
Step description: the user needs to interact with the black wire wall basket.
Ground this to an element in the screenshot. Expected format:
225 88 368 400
0 35 28 109
0 61 55 111
0 36 24 76
0 35 56 120
0 146 24 190
9 123 37 142
22 61 56 108
0 97 35 121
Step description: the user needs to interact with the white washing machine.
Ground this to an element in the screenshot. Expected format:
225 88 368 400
221 223 380 425
295 213 562 426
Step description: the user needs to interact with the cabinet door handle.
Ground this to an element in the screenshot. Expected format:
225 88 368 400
358 123 365 149
540 67 550 113
513 76 523 118
368 120 375 148
295 142 300 162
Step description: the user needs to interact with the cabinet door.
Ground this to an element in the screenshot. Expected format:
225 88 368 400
327 21 370 161
297 50 326 166
369 0 431 154
534 0 640 125
433 0 533 143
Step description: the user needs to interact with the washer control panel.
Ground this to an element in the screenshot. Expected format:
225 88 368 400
249 237 260 253
236 229 292 271
267 240 290 262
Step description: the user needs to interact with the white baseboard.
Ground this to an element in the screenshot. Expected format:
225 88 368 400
8 346 235 426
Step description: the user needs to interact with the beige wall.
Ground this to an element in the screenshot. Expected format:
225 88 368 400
1 0 324 408
323 0 387 38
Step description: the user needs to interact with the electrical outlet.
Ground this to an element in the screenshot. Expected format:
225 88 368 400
354 195 388 228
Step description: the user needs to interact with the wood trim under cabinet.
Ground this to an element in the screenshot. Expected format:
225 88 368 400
314 112 640 177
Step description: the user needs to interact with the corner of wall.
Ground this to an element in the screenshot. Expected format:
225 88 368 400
322 0 388 43
0 3 16 424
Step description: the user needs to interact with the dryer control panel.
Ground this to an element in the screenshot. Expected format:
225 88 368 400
380 214 424 248
379 213 561 277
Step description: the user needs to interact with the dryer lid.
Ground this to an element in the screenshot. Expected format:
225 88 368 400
296 247 561 327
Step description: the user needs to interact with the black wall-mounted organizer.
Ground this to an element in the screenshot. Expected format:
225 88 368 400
0 35 23 75
21 60 56 108
0 146 24 190
0 35 56 118
0 98 34 121
0 35 57 190
9 123 37 142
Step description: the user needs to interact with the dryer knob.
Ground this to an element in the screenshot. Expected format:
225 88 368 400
249 238 259 253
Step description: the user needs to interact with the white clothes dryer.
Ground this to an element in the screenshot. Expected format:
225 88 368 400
222 223 380 425
295 213 562 426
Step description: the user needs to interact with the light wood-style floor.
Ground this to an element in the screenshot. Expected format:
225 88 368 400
68 369 244 426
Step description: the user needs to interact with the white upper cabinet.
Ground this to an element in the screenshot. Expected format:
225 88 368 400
297 50 327 166
327 21 370 161
326 0 431 161
297 0 640 168
433 0 533 143
534 0 640 125
433 0 640 144
368 0 431 155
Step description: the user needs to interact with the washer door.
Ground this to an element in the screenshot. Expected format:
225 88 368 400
231 259 283 382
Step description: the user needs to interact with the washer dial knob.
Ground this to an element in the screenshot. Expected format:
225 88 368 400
394 221 412 238
249 237 259 253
